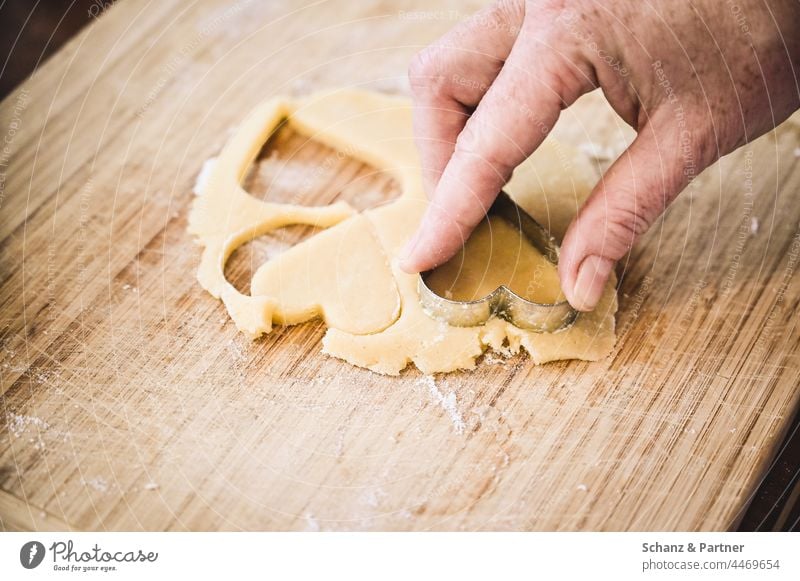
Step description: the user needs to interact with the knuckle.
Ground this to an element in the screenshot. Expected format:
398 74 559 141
600 211 646 258
475 0 525 37
580 183 664 260
688 123 719 173
408 48 448 97
454 120 516 177
607 196 657 247
531 38 593 105
551 59 593 105
530 0 569 19
655 118 716 191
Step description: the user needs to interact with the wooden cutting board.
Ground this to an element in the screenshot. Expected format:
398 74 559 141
1 0 799 532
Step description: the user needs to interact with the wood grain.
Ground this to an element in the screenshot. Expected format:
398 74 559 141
1 0 799 531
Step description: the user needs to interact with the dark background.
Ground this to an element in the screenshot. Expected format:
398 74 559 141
0 0 103 98
1 0 798 532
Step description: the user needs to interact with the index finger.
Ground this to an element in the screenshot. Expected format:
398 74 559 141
401 31 592 273
409 1 524 196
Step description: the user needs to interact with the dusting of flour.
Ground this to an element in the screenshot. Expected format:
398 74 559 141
417 375 465 435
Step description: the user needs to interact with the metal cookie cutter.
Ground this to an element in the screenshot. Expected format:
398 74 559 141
418 191 577 333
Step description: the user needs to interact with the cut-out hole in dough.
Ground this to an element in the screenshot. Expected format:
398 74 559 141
242 123 401 211
224 224 322 295
220 121 403 334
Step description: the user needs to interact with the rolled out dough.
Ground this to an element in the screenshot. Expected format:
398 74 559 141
188 89 617 375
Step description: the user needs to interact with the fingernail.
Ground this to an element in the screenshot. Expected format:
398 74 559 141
572 255 614 311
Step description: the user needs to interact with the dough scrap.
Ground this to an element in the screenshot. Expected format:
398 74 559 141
188 89 617 374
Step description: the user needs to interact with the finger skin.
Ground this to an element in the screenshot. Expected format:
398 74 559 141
401 20 593 274
558 117 713 310
403 0 800 313
409 1 525 196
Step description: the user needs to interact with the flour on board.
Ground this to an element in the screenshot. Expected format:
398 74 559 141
417 375 465 435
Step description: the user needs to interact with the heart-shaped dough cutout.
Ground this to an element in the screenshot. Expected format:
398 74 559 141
251 214 400 334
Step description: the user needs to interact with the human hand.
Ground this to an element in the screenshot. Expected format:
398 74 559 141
398 0 800 311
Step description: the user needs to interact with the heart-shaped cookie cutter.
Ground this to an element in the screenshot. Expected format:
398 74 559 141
418 191 577 333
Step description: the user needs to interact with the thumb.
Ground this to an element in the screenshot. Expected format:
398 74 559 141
558 119 706 311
